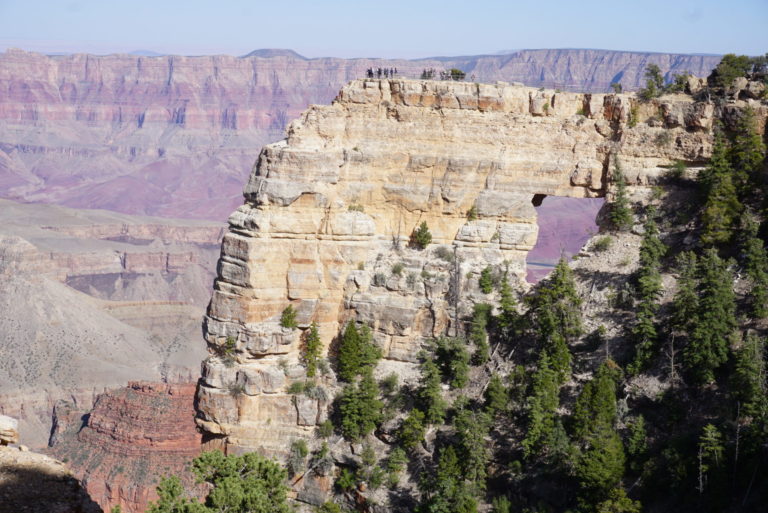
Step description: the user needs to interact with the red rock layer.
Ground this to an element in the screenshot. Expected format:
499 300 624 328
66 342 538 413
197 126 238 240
49 381 203 513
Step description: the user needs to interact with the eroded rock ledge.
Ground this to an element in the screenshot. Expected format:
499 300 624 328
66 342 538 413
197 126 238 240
197 78 721 455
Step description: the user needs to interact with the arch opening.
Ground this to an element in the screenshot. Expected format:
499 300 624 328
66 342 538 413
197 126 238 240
526 195 604 283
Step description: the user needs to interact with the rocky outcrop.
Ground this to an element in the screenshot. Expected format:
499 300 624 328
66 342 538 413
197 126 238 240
0 445 101 513
49 382 203 513
0 48 720 221
196 78 739 455
0 415 19 446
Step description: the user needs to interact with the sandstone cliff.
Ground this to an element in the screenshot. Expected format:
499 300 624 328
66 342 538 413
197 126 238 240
195 77 732 458
0 48 720 221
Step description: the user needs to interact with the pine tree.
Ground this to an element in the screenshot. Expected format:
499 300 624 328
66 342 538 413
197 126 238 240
699 132 743 246
417 358 447 425
147 476 200 513
522 351 561 459
454 407 491 489
731 333 767 418
730 107 766 186
594 488 642 513
479 266 493 294
697 424 724 494
609 161 633 231
629 207 665 373
684 248 737 384
574 424 626 498
417 446 478 513
625 415 648 473
280 305 298 329
303 322 322 377
178 451 293 513
337 322 381 382
435 337 470 389
412 221 433 249
484 373 508 415
671 251 699 335
470 303 491 365
701 171 741 246
398 409 426 449
496 269 520 341
570 361 625 498
527 257 582 382
338 368 383 440
741 217 768 318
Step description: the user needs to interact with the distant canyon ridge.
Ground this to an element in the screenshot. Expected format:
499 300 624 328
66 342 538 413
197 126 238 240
0 48 720 220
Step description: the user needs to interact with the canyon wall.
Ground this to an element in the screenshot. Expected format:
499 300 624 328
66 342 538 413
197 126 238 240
0 48 720 221
195 78 729 457
49 382 203 513
0 200 223 447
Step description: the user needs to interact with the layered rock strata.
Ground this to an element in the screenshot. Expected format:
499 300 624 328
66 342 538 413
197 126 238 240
0 200 223 447
196 78 743 455
49 381 203 513
0 48 719 220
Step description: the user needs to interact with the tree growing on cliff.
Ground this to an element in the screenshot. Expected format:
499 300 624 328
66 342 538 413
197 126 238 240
571 361 625 500
412 221 433 249
435 336 470 389
741 217 768 318
527 258 582 382
684 249 737 384
337 322 381 382
470 303 492 365
609 161 633 232
303 322 322 377
522 351 561 459
338 368 384 440
638 64 665 100
628 207 665 374
280 305 298 329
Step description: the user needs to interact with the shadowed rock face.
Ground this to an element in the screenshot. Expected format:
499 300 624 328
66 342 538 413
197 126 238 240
0 48 720 221
0 445 101 513
196 78 724 455
49 382 203 513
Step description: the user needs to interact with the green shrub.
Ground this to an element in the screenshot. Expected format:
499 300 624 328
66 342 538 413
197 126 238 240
667 160 686 181
406 272 418 289
391 262 404 275
347 204 365 212
592 236 613 252
479 266 493 293
466 204 478 220
449 68 466 81
280 305 298 329
287 439 308 476
411 221 432 249
435 246 454 263
627 105 639 127
317 419 334 438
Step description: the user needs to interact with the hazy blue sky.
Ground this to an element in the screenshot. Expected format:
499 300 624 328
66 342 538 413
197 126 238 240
1 0 766 58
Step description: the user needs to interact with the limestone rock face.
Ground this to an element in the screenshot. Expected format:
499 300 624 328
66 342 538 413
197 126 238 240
197 78 731 454
49 381 203 513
